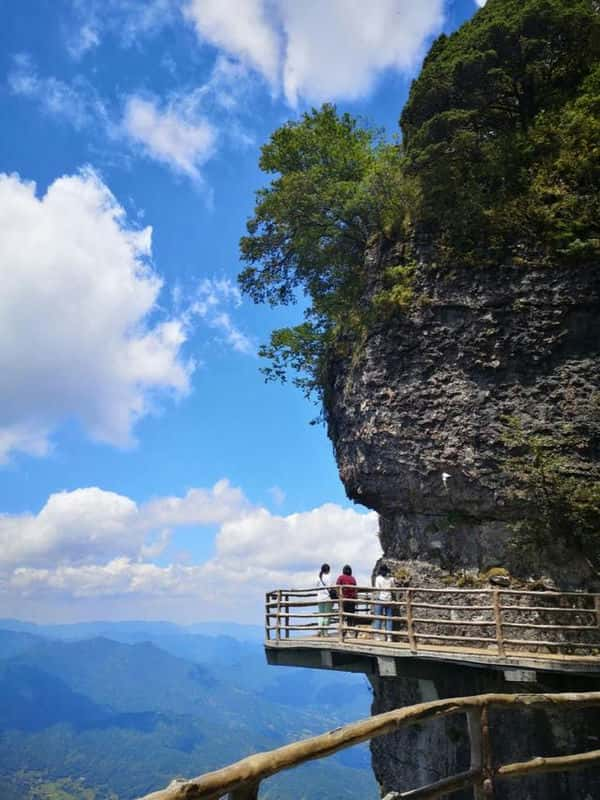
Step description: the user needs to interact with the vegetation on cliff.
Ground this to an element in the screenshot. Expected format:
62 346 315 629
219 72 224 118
502 418 600 575
239 0 600 403
402 0 600 263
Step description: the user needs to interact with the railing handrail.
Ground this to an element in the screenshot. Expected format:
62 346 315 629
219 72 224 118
267 584 600 599
265 586 600 663
138 691 600 800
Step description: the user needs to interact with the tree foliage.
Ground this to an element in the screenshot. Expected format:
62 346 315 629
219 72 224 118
239 105 413 403
400 0 600 262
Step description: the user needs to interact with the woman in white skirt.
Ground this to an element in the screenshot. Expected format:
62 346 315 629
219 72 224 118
316 563 333 636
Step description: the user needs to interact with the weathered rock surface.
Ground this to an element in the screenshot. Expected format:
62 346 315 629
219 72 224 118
324 244 600 798
326 243 600 587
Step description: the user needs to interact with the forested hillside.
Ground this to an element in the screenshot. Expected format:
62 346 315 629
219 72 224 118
0 624 375 800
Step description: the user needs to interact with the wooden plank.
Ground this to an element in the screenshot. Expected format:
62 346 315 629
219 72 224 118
413 618 496 627
493 589 505 658
397 768 481 799
269 635 600 667
500 589 599 599
411 603 493 611
496 748 600 779
502 622 598 631
414 633 497 643
502 605 596 614
406 589 417 652
503 638 600 649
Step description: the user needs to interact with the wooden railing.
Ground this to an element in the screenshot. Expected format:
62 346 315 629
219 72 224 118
139 691 600 799
265 585 600 662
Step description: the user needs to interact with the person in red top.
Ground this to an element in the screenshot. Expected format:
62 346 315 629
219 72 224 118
336 564 358 637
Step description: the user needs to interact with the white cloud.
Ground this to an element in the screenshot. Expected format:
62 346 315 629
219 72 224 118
184 0 445 106
67 24 101 60
474 1 487 6
10 54 253 183
184 278 255 354
123 95 216 181
0 480 247 570
142 479 250 528
68 0 180 52
0 169 192 462
280 0 445 106
8 56 104 130
1 481 380 622
183 0 280 85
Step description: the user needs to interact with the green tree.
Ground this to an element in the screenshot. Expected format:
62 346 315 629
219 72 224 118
400 0 600 261
239 105 413 404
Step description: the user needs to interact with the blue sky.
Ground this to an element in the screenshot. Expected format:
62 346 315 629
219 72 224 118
0 0 481 623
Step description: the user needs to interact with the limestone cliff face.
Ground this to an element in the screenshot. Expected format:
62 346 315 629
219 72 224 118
324 244 600 798
326 242 600 588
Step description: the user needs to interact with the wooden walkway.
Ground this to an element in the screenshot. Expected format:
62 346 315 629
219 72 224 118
139 691 600 800
265 585 600 673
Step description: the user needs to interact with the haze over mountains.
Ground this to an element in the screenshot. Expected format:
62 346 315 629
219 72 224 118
0 620 376 799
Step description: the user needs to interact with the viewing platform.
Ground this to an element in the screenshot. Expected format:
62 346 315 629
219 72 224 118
264 585 600 679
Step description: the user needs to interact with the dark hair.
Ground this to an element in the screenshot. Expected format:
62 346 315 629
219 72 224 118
319 563 330 580
342 564 352 576
379 564 390 576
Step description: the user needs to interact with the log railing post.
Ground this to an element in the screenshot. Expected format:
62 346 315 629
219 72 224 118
275 591 282 642
265 592 271 641
493 589 505 657
284 593 290 639
481 703 495 797
407 589 417 652
467 706 484 800
338 587 344 643
595 596 600 631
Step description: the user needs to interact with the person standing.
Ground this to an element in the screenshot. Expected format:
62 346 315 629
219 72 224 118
373 564 394 642
316 563 332 636
336 564 358 638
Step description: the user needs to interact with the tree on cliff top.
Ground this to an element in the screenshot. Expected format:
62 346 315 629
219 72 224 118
239 105 412 403
401 0 600 261
239 0 600 404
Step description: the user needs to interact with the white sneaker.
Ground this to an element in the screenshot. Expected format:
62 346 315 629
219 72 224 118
386 635 393 642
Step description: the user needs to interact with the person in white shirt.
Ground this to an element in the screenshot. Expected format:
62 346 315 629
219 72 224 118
316 563 333 636
372 564 395 642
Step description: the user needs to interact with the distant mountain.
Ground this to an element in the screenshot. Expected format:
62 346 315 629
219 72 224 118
0 618 264 642
0 624 376 799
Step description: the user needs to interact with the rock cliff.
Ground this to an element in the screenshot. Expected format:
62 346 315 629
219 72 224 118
326 242 600 588
325 244 600 798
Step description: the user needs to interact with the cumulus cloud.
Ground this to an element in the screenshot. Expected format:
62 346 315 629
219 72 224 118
0 480 247 570
1 481 380 622
0 169 192 461
184 0 445 105
9 53 254 183
183 0 280 85
123 95 216 180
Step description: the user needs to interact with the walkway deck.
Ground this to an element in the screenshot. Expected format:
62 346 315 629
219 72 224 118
265 585 600 676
